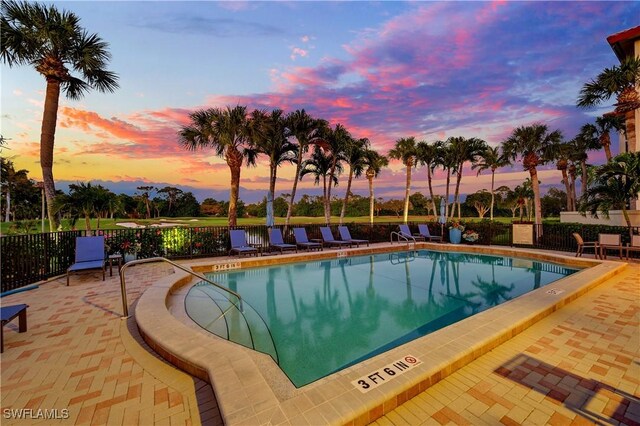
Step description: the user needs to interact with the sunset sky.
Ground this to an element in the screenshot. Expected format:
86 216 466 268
2 1 638 203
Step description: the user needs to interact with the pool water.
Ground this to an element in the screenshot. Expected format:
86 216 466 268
185 250 580 387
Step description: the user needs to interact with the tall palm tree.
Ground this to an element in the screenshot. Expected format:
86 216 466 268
364 150 388 225
339 137 369 224
1 1 119 231
472 145 510 220
179 106 257 227
416 140 442 218
284 110 327 226
388 137 418 223
580 152 640 230
323 124 351 224
249 109 297 225
544 140 574 211
51 182 107 231
450 137 487 219
580 115 625 161
570 128 600 198
502 124 563 233
300 146 341 215
438 139 458 219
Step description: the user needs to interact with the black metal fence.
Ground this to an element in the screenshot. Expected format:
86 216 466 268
1 222 638 293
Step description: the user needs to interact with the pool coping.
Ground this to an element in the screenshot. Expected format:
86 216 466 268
134 243 627 425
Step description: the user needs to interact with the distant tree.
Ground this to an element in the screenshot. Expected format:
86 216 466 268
545 140 574 211
408 192 428 216
340 137 369 224
135 186 155 219
300 145 341 220
157 186 183 215
382 199 405 217
52 182 110 230
1 1 119 230
1 158 29 222
173 192 200 217
322 124 350 223
541 188 567 217
463 190 492 218
200 198 225 217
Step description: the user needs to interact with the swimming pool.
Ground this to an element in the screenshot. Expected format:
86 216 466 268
184 250 580 387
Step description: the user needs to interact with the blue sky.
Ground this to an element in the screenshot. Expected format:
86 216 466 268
2 1 638 203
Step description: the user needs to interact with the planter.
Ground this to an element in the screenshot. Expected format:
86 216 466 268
449 228 462 244
124 253 137 263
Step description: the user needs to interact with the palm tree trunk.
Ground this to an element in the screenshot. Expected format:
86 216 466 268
603 142 612 162
453 165 463 219
403 162 412 223
84 213 91 231
4 190 10 222
580 161 588 198
444 167 451 219
490 169 495 221
268 163 277 224
226 148 243 227
561 169 572 211
339 167 354 225
368 176 374 225
530 168 543 237
322 174 329 223
326 157 338 224
41 80 61 231
285 152 304 226
427 167 437 220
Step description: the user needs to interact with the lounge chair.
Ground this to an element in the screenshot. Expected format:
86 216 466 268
229 229 259 257
625 235 640 260
293 228 322 251
268 228 297 254
320 227 353 248
572 233 598 258
338 226 369 247
398 224 425 242
599 233 622 259
1 304 28 353
67 236 106 286
417 224 442 242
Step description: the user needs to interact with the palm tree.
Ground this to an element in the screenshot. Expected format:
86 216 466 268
388 137 418 223
577 56 640 114
249 109 297 225
450 137 487 219
157 186 183 215
580 115 625 161
284 110 328 226
438 139 458 219
1 1 119 231
580 152 640 229
364 150 389 225
570 128 600 198
416 140 442 218
502 124 563 233
544 140 574 211
179 106 257 227
471 145 509 221
300 146 341 216
323 124 351 224
339 137 369 224
51 182 107 231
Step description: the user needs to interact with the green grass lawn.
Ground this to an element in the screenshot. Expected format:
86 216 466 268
1 215 553 235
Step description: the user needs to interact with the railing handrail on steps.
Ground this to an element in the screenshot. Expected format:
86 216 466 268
118 256 243 318
390 231 415 244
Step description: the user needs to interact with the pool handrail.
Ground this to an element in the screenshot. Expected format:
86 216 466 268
390 230 416 244
118 257 243 318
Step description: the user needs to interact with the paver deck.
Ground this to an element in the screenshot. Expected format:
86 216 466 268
0 248 637 425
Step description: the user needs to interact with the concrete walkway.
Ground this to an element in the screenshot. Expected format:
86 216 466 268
0 256 638 425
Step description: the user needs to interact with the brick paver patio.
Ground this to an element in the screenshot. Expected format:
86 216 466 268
1 256 638 425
